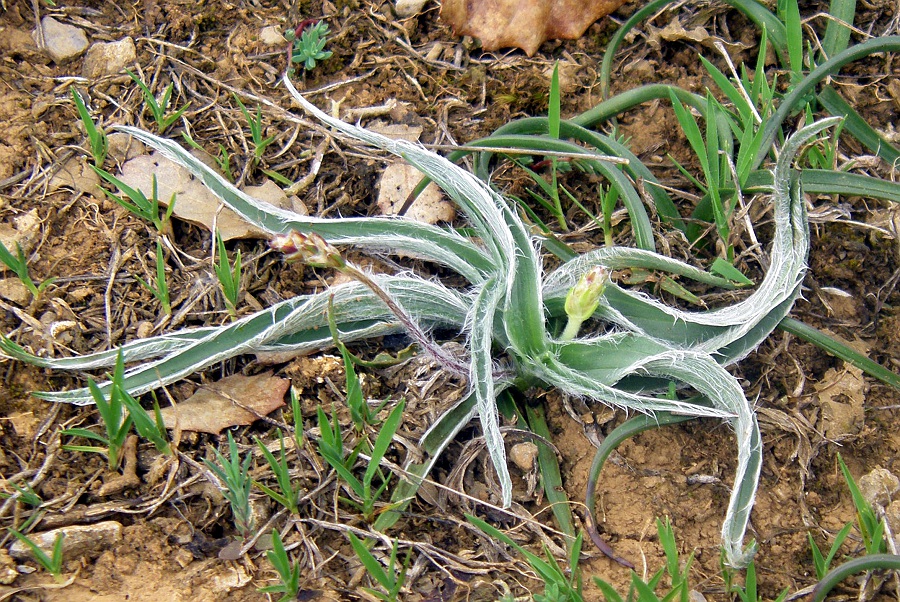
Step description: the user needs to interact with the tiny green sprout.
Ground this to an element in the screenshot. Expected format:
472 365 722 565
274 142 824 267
135 239 171 315
71 88 107 167
258 529 300 602
233 93 275 165
254 430 300 514
203 431 254 540
562 266 609 340
347 533 410 602
61 350 134 470
285 21 333 72
214 231 242 317
8 529 65 583
0 240 55 301
122 390 172 457
126 69 189 134
93 168 176 234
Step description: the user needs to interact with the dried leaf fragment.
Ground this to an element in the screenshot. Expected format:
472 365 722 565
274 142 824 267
159 372 289 434
441 0 626 56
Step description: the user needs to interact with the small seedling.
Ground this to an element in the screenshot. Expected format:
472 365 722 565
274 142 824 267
203 431 254 540
725 557 789 602
809 523 853 580
837 453 887 555
61 355 134 470
233 93 275 166
214 231 241 317
8 529 65 583
126 69 189 134
316 399 405 522
0 240 55 300
216 144 233 181
290 388 303 451
258 529 300 601
136 239 171 315
347 533 410 602
469 514 584 602
122 390 172 457
254 430 300 515
93 169 176 234
71 88 107 167
285 21 333 72
1 482 43 531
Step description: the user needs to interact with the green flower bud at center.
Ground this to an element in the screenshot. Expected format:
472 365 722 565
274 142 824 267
564 266 609 323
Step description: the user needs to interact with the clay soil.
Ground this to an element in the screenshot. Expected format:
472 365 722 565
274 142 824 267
1 0 900 600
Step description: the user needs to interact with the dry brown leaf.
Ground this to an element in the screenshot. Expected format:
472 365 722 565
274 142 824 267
440 0 626 56
159 372 289 434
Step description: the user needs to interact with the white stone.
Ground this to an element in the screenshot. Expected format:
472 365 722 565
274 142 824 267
259 25 285 46
82 37 136 79
9 521 123 562
32 16 88 64
395 0 429 18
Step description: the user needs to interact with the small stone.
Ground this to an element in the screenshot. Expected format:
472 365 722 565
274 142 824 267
0 278 31 306
259 25 285 46
885 500 900 548
509 442 539 472
858 468 900 508
32 16 88 64
0 209 41 258
9 521 123 562
394 0 429 18
0 550 16 585
82 37 136 79
135 320 154 338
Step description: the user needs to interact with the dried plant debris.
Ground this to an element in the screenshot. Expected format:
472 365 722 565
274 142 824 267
158 372 289 434
440 0 627 55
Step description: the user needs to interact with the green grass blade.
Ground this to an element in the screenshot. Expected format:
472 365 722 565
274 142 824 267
778 318 900 390
817 85 900 165
720 0 788 64
812 554 900 602
363 400 405 487
821 0 857 59
754 36 900 171
599 0 675 99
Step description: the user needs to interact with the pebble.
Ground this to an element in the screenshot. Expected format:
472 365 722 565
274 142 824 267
394 0 429 18
0 279 30 306
509 442 539 472
259 25 285 46
858 467 900 508
0 550 15 585
8 521 123 562
32 16 88 64
82 37 136 79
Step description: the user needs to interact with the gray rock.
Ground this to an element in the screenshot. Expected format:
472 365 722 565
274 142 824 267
82 37 136 79
858 467 900 508
32 16 88 64
8 521 123 562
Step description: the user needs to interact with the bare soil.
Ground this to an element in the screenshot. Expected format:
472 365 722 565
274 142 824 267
1 1 899 601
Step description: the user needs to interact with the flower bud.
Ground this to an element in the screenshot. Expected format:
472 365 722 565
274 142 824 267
564 266 609 323
270 231 344 269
